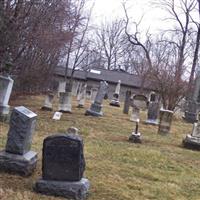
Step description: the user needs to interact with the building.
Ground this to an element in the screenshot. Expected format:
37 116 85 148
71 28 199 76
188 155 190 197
54 66 157 101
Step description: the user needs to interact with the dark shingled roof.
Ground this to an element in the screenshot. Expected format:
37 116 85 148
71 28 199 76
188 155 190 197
55 66 155 90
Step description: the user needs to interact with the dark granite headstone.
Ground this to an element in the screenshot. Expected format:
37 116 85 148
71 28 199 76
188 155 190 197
0 106 38 176
183 100 199 123
123 90 131 114
42 134 85 181
145 102 159 125
34 130 90 200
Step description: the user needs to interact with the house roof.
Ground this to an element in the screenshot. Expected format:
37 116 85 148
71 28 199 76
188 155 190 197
55 66 155 90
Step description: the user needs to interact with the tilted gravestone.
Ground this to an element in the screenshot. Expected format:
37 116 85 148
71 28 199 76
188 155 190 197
0 106 37 176
0 75 14 121
145 102 160 125
183 121 200 150
110 80 121 107
85 81 108 117
77 83 87 108
158 109 173 135
34 130 90 200
123 90 131 114
133 94 148 110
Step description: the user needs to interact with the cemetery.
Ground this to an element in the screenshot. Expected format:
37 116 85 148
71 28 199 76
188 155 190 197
1 0 200 199
1 89 200 200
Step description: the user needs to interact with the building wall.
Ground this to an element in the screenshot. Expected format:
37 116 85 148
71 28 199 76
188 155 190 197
56 76 156 102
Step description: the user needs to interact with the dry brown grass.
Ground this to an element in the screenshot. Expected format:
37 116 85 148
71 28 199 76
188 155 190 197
0 95 198 200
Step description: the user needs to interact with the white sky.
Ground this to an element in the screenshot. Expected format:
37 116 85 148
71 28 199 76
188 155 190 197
91 0 168 34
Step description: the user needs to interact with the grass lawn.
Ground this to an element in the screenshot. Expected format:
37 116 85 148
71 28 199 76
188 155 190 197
0 95 199 200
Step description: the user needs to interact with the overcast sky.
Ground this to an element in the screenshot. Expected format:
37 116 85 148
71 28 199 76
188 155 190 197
91 0 168 33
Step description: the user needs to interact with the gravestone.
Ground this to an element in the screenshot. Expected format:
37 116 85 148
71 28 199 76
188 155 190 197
130 105 140 122
133 94 148 110
129 119 142 143
183 68 200 123
145 102 159 125
0 106 37 176
183 122 200 150
123 90 131 114
52 111 62 120
183 100 199 123
0 75 14 121
58 91 72 113
34 131 90 200
41 93 54 111
90 88 98 102
158 109 173 135
85 81 108 117
110 80 121 107
149 92 156 102
58 80 66 94
77 83 87 108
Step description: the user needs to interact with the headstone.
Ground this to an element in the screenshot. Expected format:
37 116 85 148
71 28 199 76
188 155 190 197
158 109 173 135
129 119 142 143
41 93 54 111
183 122 200 150
133 94 148 110
34 131 90 200
52 111 62 120
183 68 200 123
130 105 140 122
77 83 87 108
149 92 156 102
145 102 159 125
0 75 14 121
58 80 66 94
72 81 79 96
110 80 121 107
85 81 108 117
0 106 37 176
90 88 98 103
183 100 199 123
58 91 72 113
123 90 131 114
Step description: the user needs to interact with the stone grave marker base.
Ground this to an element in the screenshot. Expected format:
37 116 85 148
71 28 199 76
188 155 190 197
129 132 142 143
109 100 120 107
34 178 90 200
0 150 37 176
183 135 200 150
85 103 103 117
144 119 159 126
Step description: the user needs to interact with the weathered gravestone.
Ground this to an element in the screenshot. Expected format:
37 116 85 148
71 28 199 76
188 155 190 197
133 94 148 110
183 68 200 123
0 106 37 176
85 81 108 117
41 93 54 111
130 105 140 122
90 88 98 103
183 121 200 150
129 119 142 143
77 83 87 108
34 131 90 200
41 79 59 111
145 102 160 125
183 100 199 123
58 91 72 113
158 109 173 135
123 90 131 114
110 80 121 107
0 75 14 121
